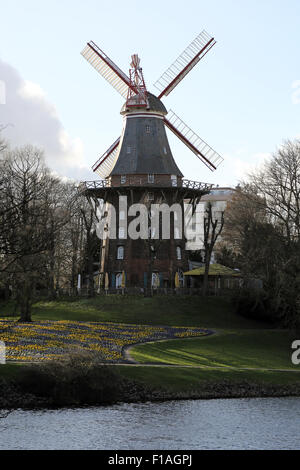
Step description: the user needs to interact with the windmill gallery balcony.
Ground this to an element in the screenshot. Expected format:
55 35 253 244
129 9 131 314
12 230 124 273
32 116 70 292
79 178 213 199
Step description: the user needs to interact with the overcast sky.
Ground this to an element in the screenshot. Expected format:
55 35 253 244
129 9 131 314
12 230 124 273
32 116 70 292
0 0 299 186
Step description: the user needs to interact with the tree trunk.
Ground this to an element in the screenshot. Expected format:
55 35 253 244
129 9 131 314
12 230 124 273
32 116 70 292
202 249 212 296
17 278 32 322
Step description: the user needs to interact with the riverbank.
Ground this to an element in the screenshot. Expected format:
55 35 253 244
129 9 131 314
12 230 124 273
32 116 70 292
1 362 300 410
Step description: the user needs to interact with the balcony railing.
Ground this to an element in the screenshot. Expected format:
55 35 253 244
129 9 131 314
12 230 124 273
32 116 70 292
79 178 213 193
182 179 213 191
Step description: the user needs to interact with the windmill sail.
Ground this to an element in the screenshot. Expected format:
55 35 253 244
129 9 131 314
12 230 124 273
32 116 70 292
154 31 216 99
92 137 120 179
81 42 133 99
164 110 223 171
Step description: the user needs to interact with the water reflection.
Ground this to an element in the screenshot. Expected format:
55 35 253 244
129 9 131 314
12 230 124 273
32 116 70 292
0 397 299 450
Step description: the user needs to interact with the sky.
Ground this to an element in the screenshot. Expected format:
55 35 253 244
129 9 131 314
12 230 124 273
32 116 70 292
0 0 299 186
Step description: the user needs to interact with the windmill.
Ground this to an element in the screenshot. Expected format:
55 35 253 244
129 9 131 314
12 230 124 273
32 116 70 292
81 30 223 180
80 30 222 290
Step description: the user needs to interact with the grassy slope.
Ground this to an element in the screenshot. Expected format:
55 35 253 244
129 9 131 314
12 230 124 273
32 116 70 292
129 330 299 370
0 295 265 329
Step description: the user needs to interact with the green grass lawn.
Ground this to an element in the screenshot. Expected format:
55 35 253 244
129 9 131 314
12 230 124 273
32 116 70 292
1 296 299 399
0 295 266 329
129 329 299 370
117 365 300 391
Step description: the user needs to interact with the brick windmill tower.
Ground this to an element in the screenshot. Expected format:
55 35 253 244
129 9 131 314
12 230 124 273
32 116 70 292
80 31 223 290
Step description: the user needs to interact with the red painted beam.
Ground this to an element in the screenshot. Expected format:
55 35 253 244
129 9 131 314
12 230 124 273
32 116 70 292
164 118 216 171
158 38 215 99
92 138 120 172
87 42 137 94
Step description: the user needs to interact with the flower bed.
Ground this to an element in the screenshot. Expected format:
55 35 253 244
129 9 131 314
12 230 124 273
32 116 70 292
0 320 213 363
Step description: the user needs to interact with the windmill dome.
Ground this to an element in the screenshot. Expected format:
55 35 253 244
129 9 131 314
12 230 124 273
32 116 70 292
110 91 183 177
120 92 167 115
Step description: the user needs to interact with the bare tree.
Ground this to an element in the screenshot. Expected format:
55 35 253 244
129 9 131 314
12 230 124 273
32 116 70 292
202 202 224 295
44 181 79 298
80 197 99 297
0 146 70 320
221 139 300 325
247 139 300 243
0 125 8 154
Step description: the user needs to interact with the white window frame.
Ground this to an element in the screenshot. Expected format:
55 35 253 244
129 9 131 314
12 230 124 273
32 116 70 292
117 246 124 260
174 227 180 239
148 174 155 184
152 272 160 288
119 227 125 239
116 272 122 288
176 246 182 260
121 175 126 184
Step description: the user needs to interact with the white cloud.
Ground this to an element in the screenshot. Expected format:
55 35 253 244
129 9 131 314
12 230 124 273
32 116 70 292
0 58 92 181
19 80 48 101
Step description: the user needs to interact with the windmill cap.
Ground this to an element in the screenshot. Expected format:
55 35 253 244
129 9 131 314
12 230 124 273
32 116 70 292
120 92 167 115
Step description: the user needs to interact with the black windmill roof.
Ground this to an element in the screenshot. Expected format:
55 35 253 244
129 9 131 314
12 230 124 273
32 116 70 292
110 93 183 177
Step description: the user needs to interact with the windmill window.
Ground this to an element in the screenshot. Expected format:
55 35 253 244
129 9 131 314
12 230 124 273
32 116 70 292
163 147 167 154
176 246 182 260
148 225 156 238
171 175 177 187
126 146 131 154
121 175 126 184
148 174 155 184
119 227 125 239
116 272 123 288
145 125 151 134
117 246 124 260
152 272 160 288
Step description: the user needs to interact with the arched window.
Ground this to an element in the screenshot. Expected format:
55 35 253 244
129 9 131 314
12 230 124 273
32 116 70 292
116 272 123 288
117 246 124 260
176 246 182 260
